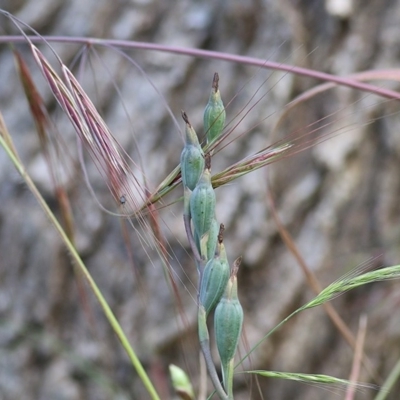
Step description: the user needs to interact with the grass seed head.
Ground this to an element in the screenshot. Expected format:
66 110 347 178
180 145 205 191
189 166 216 239
214 266 243 367
204 72 226 145
180 111 205 190
199 241 230 316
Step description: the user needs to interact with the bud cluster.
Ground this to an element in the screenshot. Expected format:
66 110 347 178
179 74 243 399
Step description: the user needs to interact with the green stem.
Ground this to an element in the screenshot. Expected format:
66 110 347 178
223 358 235 399
374 358 400 400
236 308 300 369
198 306 228 400
0 135 161 400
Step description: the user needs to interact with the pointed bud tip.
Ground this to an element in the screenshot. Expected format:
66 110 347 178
212 72 219 92
232 256 242 277
218 223 225 244
181 110 190 126
205 153 211 170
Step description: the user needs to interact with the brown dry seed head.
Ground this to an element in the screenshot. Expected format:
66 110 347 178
31 45 147 210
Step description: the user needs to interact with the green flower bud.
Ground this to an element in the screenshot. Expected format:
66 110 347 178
204 72 226 145
214 263 243 368
181 145 204 191
180 111 205 190
199 241 230 315
169 364 195 400
189 165 216 239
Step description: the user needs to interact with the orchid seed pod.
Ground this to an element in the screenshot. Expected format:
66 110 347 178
199 225 229 315
189 157 216 239
214 260 243 374
180 111 205 190
169 364 195 400
204 72 226 145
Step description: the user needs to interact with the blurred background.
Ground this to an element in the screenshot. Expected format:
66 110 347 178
1 0 400 399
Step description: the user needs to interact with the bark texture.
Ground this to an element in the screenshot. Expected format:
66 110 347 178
1 0 400 399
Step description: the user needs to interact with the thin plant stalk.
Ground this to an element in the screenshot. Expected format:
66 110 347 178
374 359 400 400
0 130 161 400
225 359 234 400
237 263 400 369
266 187 381 383
345 315 367 400
198 306 228 400
244 370 376 388
2 32 400 101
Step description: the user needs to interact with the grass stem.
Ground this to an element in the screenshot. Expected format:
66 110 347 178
0 132 161 400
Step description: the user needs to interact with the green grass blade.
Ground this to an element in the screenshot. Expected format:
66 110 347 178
374 359 400 400
301 264 400 311
0 133 161 400
238 264 400 371
246 370 353 385
246 370 379 394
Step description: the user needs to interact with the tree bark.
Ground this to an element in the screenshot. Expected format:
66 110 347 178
1 0 400 399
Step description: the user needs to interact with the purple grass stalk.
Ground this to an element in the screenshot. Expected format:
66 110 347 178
2 34 400 101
